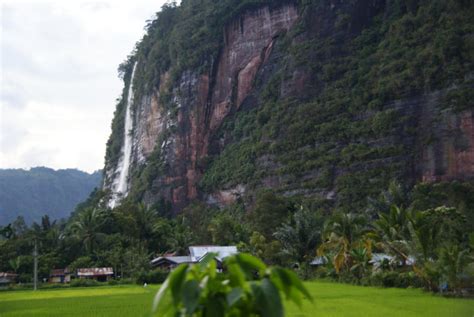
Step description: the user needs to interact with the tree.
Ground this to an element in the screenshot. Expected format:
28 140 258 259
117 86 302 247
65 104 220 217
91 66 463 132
367 181 410 216
247 231 282 265
69 208 105 254
273 206 322 264
317 212 369 274
437 244 473 294
8 256 21 273
208 211 249 245
349 247 371 281
247 192 293 241
373 205 412 265
167 219 195 255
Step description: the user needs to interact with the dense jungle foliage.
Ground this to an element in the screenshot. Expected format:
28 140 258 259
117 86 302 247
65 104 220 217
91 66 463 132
1 181 473 294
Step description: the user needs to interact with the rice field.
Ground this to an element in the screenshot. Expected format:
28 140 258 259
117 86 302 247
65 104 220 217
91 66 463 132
0 281 472 316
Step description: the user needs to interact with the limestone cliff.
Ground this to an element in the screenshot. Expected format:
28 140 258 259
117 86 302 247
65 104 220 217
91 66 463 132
103 0 474 212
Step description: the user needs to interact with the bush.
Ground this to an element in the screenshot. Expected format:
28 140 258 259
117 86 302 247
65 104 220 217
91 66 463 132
135 269 169 284
107 278 134 286
70 279 100 288
371 271 423 288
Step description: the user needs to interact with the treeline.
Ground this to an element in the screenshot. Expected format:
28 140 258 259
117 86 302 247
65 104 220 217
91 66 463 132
0 181 472 294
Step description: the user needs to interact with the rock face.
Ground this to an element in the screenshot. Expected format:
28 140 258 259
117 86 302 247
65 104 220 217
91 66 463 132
421 105 474 182
125 4 299 210
104 1 474 212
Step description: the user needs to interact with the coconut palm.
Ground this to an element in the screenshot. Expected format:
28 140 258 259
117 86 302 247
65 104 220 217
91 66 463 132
135 203 158 242
350 247 371 281
373 205 412 265
69 208 106 254
317 212 369 273
273 206 322 264
437 244 473 293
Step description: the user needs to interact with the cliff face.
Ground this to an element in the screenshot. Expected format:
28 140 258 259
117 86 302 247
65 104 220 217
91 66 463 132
124 5 300 210
104 0 474 212
420 97 474 182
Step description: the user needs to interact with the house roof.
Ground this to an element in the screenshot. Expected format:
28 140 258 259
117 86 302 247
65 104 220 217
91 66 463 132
369 253 415 266
0 272 17 284
309 256 327 266
50 269 70 277
151 246 238 267
77 267 113 276
151 256 192 266
189 246 238 262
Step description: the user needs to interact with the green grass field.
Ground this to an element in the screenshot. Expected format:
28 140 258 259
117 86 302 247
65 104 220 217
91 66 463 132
0 282 472 317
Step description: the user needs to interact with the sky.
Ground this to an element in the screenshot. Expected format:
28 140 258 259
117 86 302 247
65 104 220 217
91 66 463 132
0 0 169 173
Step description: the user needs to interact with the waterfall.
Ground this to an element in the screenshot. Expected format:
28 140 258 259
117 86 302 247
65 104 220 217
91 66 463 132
109 62 138 208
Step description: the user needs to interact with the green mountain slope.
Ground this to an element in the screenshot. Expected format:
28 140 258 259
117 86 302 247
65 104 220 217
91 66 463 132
0 167 102 225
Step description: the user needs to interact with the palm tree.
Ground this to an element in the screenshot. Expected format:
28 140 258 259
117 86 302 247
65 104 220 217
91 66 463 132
69 208 105 254
350 247 371 281
366 181 410 216
135 203 158 243
437 244 473 294
8 256 21 273
274 206 322 264
373 205 412 265
317 212 369 273
167 219 195 255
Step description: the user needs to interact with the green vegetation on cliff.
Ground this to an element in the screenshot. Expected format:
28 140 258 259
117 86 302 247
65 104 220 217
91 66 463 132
200 0 473 211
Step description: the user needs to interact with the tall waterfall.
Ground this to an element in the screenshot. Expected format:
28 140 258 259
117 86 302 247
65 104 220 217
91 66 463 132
109 62 138 208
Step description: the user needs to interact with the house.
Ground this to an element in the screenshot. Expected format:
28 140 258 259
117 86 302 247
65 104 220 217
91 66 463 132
150 255 192 270
77 267 113 282
369 253 415 268
0 272 17 286
309 256 328 267
151 246 238 270
49 269 71 283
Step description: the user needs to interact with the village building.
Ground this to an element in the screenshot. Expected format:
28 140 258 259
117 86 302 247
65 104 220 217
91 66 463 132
151 246 238 270
0 272 17 286
77 267 113 282
309 256 328 267
49 269 72 283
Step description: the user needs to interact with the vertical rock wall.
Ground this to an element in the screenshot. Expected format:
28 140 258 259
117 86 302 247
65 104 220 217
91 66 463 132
128 4 299 210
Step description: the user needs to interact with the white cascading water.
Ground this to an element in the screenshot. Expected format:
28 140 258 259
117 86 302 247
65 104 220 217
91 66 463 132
109 62 138 208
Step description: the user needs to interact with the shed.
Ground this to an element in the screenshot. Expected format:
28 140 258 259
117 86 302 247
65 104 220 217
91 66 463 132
77 267 113 282
0 272 17 285
49 269 71 283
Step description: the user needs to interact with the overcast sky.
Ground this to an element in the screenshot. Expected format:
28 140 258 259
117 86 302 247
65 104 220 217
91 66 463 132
0 0 168 173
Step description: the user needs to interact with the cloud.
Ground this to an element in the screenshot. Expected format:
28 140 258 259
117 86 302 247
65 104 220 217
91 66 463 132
0 0 168 172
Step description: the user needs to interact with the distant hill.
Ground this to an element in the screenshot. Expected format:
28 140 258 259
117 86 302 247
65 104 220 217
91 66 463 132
0 167 102 225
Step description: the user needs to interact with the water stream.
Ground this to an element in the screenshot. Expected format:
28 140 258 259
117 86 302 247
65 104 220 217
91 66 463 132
109 62 137 208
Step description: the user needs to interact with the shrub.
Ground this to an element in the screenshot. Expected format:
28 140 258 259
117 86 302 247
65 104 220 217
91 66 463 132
370 271 423 288
153 253 312 317
70 279 100 288
136 269 169 285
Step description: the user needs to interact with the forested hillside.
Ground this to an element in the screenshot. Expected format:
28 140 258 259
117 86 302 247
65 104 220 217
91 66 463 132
0 167 101 225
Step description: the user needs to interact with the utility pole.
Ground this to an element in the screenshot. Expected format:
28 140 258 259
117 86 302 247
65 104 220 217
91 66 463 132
33 239 38 291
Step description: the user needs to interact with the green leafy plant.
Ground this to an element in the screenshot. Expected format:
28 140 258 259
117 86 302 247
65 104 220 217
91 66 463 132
153 253 312 316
